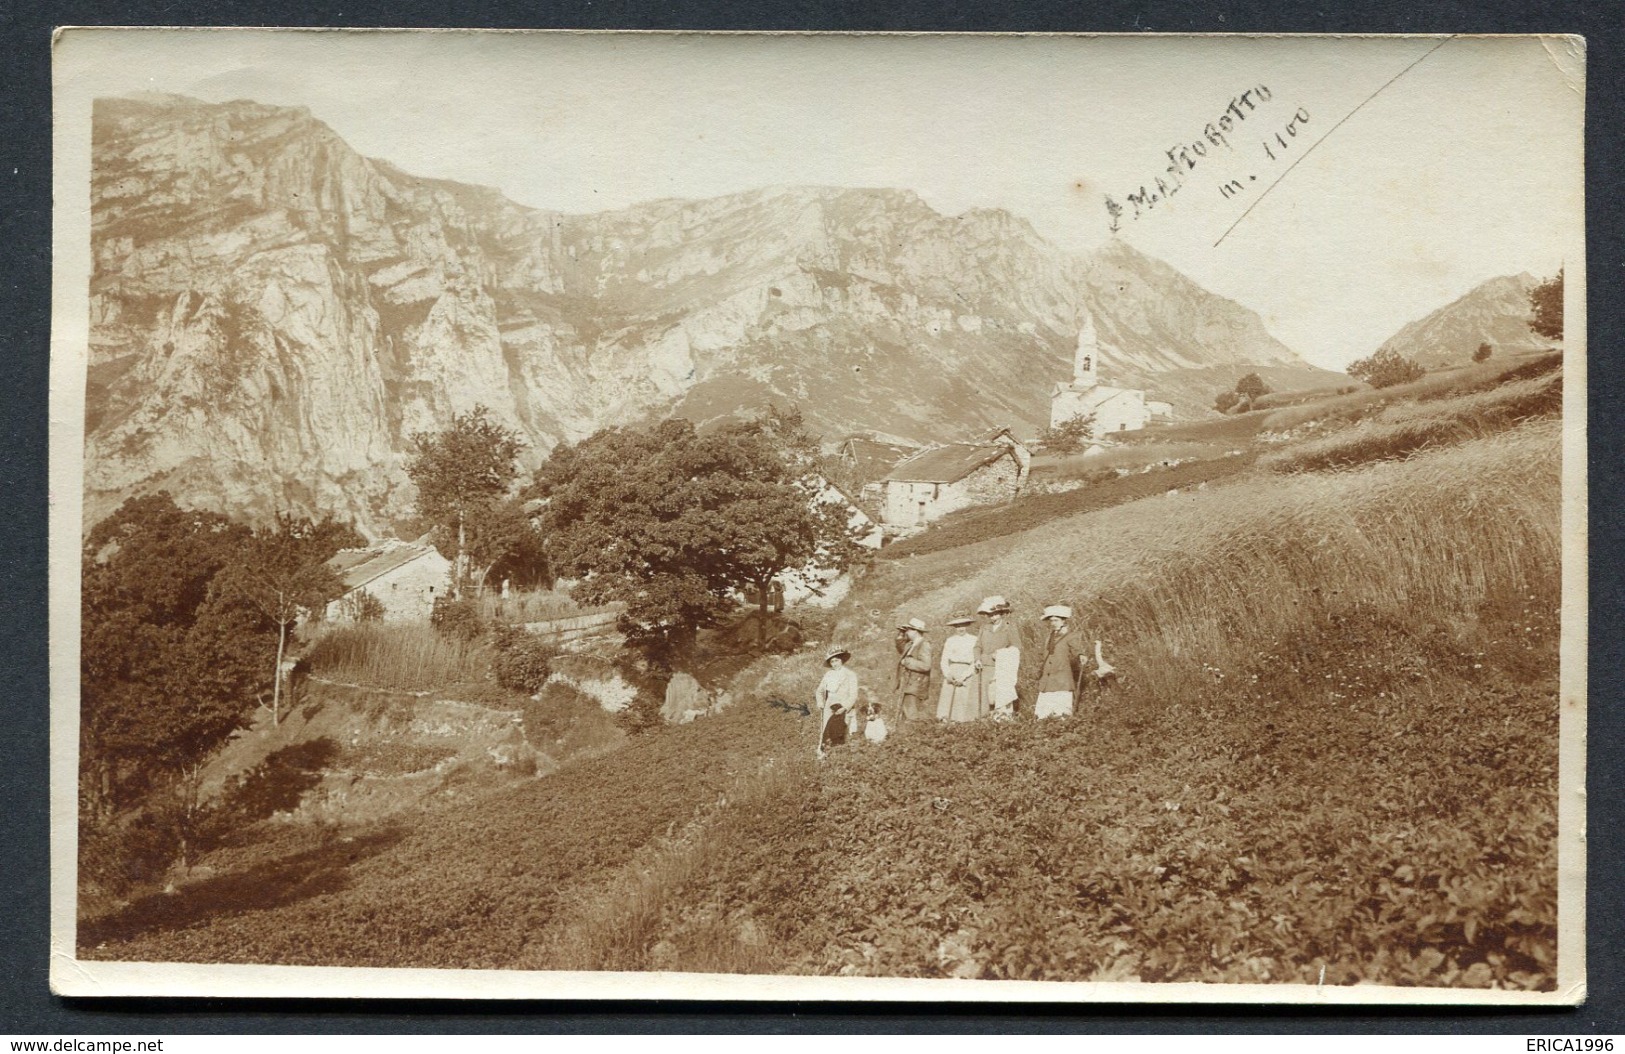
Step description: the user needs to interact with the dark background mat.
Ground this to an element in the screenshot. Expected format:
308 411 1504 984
3 0 1619 1034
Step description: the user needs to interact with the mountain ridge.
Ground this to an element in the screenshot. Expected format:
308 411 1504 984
1370 272 1552 370
86 94 1334 535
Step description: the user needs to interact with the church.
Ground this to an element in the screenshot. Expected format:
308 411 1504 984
1048 312 1160 437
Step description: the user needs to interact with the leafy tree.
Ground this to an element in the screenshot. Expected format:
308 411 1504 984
1529 269 1563 341
1474 343 1494 363
531 414 864 665
1037 413 1097 453
80 495 272 869
210 514 351 727
1235 372 1271 403
1347 348 1427 390
1214 389 1242 414
407 406 525 596
457 496 547 596
81 496 360 868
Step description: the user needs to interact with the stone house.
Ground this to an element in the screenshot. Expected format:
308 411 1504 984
880 443 1024 529
325 539 452 623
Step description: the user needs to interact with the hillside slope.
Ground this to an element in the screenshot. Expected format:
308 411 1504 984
86 94 1332 534
1370 273 1551 369
81 405 1561 988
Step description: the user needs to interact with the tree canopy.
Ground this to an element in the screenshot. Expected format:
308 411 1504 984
1529 270 1563 342
531 412 863 662
1235 372 1270 402
1037 413 1097 453
210 514 355 725
1347 348 1426 390
406 405 525 594
81 495 359 812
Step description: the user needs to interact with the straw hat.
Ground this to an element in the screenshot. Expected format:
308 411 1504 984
946 615 976 627
1042 605 1073 620
824 647 852 665
976 594 1010 614
897 617 927 633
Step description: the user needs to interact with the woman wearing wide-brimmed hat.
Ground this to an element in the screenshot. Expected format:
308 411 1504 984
1034 604 1089 719
815 646 859 758
937 615 980 722
974 595 1021 720
893 617 933 730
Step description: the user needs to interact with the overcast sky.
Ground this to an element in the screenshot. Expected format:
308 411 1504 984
58 30 1584 369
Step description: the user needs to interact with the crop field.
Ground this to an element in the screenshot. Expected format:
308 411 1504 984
79 368 1565 990
1030 441 1234 481
879 452 1258 560
636 422 1560 986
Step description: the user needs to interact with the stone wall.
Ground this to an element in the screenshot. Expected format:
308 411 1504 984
943 454 1022 517
365 556 452 623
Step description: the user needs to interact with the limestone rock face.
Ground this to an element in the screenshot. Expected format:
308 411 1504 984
87 94 1331 534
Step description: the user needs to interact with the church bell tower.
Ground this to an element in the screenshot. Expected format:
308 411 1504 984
1073 310 1100 389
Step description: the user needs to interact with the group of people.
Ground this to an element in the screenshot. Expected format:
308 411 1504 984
813 594 1116 758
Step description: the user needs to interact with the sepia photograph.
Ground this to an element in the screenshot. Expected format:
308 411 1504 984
48 29 1586 1002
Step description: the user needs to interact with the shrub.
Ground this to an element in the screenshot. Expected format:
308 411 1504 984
490 626 558 695
1474 343 1493 363
1214 389 1241 414
430 596 485 642
1234 372 1270 401
1036 414 1096 453
1348 348 1427 389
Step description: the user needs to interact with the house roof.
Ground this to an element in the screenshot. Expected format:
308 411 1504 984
970 425 1027 447
328 541 445 593
883 443 1012 484
840 437 920 483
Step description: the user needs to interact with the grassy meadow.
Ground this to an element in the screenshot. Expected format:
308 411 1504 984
80 361 1566 989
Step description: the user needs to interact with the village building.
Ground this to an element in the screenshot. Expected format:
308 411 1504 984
324 538 452 623
969 425 1033 477
1050 312 1168 437
879 442 1025 529
833 435 921 508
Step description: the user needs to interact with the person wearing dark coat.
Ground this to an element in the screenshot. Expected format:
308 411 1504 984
893 617 933 728
1034 604 1089 719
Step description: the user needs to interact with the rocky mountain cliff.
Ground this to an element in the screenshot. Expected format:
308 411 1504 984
1370 273 1553 370
87 94 1331 535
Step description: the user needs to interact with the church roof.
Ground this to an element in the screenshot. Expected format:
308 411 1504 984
883 443 1013 485
1056 384 1145 411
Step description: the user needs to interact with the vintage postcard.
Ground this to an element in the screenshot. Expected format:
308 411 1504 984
49 29 1587 1002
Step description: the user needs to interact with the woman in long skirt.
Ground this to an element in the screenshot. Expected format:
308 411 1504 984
815 647 859 758
937 616 980 722
974 595 1021 720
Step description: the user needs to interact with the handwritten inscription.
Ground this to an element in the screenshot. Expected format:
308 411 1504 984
1106 86 1310 230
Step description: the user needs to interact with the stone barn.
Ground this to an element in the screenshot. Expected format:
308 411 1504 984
880 443 1024 529
325 539 452 623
